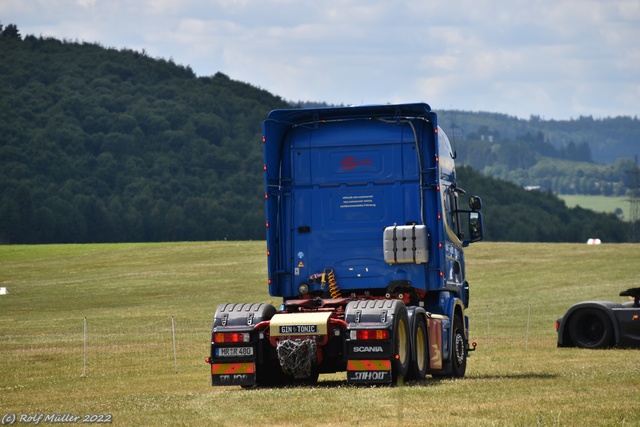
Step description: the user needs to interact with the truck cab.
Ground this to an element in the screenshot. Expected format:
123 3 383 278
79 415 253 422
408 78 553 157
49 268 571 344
208 103 483 386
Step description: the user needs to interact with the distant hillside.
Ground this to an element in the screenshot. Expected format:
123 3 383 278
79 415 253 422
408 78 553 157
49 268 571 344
0 25 289 243
437 110 640 164
456 166 629 242
437 110 640 196
0 25 633 243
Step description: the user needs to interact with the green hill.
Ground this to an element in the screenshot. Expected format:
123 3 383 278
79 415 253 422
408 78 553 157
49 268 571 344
0 25 634 243
0 26 288 243
457 166 628 242
438 111 640 196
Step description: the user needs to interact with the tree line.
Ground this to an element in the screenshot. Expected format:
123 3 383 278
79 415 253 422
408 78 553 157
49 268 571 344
457 166 630 242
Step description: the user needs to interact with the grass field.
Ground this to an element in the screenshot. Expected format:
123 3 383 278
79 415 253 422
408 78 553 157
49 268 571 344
558 194 630 220
1 242 639 426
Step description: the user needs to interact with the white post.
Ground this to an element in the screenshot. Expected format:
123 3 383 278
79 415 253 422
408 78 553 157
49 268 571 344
83 317 87 378
486 305 491 350
172 316 177 373
525 304 531 350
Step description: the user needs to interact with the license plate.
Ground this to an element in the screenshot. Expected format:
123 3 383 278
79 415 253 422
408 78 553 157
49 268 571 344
215 347 254 357
279 325 318 334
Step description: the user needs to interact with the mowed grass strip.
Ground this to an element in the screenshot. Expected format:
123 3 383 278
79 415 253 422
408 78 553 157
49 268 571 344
558 194 629 220
1 242 639 426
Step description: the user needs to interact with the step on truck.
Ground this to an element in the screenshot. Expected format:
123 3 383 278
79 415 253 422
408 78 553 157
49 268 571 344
206 103 484 386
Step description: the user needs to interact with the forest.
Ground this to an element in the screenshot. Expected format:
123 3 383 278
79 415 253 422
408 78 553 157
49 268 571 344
0 24 636 244
438 112 640 196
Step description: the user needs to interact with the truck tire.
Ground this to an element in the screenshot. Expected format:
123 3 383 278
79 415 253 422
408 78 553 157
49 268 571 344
405 314 428 381
391 303 410 384
450 314 467 378
568 308 614 349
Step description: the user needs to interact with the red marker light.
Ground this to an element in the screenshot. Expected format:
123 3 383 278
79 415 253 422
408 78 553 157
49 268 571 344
213 332 249 343
356 329 389 340
262 136 266 143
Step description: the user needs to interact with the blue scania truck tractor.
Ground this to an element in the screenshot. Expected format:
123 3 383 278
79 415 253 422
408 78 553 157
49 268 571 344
207 103 484 386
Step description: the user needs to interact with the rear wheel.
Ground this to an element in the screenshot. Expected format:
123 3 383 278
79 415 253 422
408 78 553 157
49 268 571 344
450 314 467 378
405 314 428 381
568 308 614 349
391 303 410 384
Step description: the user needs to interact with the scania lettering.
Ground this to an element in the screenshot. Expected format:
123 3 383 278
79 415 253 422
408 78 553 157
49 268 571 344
207 103 484 386
353 346 384 353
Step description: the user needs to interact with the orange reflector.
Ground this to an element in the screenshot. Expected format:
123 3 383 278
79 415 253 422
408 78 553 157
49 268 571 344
347 360 391 371
212 362 254 375
633 315 639 320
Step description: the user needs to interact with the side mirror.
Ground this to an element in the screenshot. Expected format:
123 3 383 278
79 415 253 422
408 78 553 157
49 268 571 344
462 211 484 247
469 212 483 242
469 195 482 211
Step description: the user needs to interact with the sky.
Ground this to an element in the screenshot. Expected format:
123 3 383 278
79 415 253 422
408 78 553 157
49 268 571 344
2 0 639 120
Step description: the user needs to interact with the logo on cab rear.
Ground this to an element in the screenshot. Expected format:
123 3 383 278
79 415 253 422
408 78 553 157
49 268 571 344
341 156 373 170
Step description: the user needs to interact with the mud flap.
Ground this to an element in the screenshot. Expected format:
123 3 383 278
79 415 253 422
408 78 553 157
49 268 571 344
347 359 392 383
427 316 444 370
344 299 408 384
211 362 255 386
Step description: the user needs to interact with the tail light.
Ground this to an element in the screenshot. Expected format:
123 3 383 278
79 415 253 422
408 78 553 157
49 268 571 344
212 332 250 343
352 329 389 340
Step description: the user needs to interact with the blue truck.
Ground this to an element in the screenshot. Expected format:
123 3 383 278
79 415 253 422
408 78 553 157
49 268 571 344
206 103 484 386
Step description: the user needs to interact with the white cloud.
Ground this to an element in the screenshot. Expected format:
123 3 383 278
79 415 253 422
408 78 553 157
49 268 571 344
2 0 639 119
